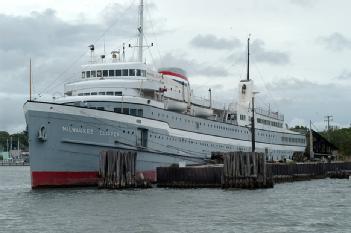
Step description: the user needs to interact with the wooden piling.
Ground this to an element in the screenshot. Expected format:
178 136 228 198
98 150 147 189
221 152 273 189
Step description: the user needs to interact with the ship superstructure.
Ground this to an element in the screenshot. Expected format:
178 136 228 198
24 0 306 187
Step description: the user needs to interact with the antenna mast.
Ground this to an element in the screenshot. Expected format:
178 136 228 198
138 0 144 62
29 58 32 101
246 35 251 81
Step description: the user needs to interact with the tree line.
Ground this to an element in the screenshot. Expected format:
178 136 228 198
0 131 28 152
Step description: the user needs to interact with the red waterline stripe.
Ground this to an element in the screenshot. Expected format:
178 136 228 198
31 170 157 188
159 70 188 81
31 171 99 188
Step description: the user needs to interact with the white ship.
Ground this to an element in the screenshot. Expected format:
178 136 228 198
24 0 306 188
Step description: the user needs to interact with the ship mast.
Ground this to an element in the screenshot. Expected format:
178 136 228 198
138 0 144 62
246 35 250 81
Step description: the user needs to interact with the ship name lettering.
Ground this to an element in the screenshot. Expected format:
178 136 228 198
62 126 94 135
99 130 119 137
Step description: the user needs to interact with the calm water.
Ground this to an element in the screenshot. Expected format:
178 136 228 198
0 167 350 233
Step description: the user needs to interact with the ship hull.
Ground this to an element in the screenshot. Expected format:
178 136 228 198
24 101 305 188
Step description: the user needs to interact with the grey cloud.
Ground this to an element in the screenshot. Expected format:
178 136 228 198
190 34 241 50
290 0 319 7
335 70 351 80
159 53 229 77
226 39 290 65
318 33 351 51
0 4 142 132
257 77 351 128
0 9 100 55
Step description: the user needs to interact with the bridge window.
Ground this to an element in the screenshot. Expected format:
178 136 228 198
137 109 143 117
86 71 91 78
114 108 121 113
123 108 129 115
99 92 105 95
114 92 122 96
122 69 128 76
91 71 96 77
78 93 84 96
141 70 146 77
129 69 135 76
103 70 108 77
82 72 85 78
106 92 114 96
136 69 141 76
116 70 122 76
91 92 97 95
130 109 137 116
109 70 115 76
97 70 102 77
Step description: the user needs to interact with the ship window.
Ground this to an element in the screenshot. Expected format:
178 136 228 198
136 69 141 76
103 70 108 77
91 92 97 95
78 93 84 96
123 108 129 115
122 69 128 76
114 108 121 113
109 70 115 76
97 70 102 77
106 92 114 96
86 71 91 78
114 92 122 96
129 69 135 76
99 92 105 95
82 72 85 78
130 109 137 116
141 70 146 77
137 109 143 117
116 70 122 76
91 70 96 77
84 93 90 96
97 107 104 110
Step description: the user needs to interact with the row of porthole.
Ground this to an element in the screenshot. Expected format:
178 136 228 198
149 133 251 150
151 111 250 134
150 110 299 142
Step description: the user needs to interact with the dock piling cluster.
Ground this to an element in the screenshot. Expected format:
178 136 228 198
98 150 137 189
222 152 273 189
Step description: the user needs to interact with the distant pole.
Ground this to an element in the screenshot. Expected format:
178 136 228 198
29 58 32 101
309 120 314 160
324 115 333 131
251 95 255 152
138 0 144 62
208 88 212 109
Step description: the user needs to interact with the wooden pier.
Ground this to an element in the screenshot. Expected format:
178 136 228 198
270 161 351 182
157 152 273 189
157 153 350 189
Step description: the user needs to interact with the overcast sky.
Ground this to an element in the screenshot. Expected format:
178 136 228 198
0 0 350 133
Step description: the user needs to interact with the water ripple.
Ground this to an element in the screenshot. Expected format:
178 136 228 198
0 167 350 233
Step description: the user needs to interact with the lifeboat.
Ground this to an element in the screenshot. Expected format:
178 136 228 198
164 99 188 112
191 105 213 117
